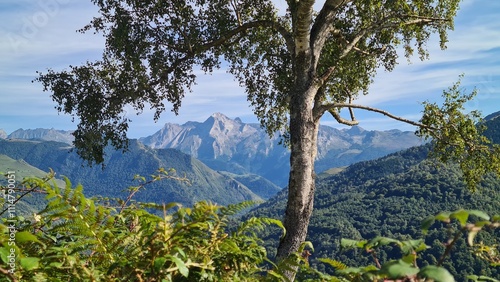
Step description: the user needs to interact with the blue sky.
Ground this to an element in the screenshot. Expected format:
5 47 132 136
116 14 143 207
1 0 499 138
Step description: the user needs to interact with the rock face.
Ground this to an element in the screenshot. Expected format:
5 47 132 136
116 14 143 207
0 129 6 139
8 128 74 144
140 113 424 186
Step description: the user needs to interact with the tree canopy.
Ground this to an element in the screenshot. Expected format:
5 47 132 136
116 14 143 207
36 0 460 163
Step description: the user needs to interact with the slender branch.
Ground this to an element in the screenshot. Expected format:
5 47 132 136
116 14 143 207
198 20 293 59
328 109 359 126
0 267 17 282
314 15 448 88
154 19 293 83
437 228 465 267
320 102 436 130
311 0 352 58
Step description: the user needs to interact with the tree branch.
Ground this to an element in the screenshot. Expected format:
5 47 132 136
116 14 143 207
155 19 293 84
0 267 17 282
314 14 448 89
320 102 436 129
311 0 352 59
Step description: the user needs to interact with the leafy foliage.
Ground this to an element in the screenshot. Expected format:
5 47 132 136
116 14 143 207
0 174 283 281
2 169 500 281
35 0 461 165
418 78 500 190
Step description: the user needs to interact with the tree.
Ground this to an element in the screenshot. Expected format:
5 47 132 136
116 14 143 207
36 0 499 280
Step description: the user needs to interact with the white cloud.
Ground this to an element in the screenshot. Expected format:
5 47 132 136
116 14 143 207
1 0 499 137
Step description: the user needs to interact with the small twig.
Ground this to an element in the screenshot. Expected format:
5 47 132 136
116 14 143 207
0 266 18 282
437 228 464 266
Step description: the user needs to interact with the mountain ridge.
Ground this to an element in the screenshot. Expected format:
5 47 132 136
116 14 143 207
6 128 74 144
0 139 265 206
140 113 424 186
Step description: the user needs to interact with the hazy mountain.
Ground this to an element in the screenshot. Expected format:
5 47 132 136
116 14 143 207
8 128 74 144
0 139 263 206
0 154 66 215
140 113 424 186
0 129 6 139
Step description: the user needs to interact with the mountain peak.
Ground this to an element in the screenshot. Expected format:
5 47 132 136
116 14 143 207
484 111 500 121
346 125 365 135
210 112 230 120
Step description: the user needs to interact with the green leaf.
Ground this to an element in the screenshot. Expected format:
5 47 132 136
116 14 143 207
154 257 167 272
401 253 417 265
318 258 348 270
20 257 39 271
298 241 314 253
340 238 367 249
435 212 452 222
451 209 469 226
421 216 435 234
170 256 189 277
15 231 39 244
365 236 400 249
418 266 455 282
468 210 490 221
466 275 500 282
0 247 10 263
380 260 419 279
401 239 427 254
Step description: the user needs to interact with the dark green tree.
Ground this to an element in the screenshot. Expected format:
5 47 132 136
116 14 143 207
36 0 499 279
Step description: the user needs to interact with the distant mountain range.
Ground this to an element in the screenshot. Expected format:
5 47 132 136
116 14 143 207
0 139 279 206
140 113 424 186
1 113 424 187
1 128 74 144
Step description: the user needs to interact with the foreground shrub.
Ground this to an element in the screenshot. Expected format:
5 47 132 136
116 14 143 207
0 173 283 281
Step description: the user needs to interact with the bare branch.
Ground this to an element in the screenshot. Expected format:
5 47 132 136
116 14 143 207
0 267 17 282
328 109 359 126
320 102 436 129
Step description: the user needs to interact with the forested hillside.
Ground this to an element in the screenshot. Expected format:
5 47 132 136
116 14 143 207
248 114 500 280
0 139 266 206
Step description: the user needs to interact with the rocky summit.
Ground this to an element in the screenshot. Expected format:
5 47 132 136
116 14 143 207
140 113 424 186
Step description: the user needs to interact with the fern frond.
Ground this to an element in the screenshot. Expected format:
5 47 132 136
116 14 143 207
318 258 349 271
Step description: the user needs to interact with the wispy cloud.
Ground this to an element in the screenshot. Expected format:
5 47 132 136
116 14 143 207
1 0 499 138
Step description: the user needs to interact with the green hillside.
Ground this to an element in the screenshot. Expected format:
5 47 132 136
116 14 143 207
0 139 262 207
248 114 500 280
0 154 67 215
219 171 281 199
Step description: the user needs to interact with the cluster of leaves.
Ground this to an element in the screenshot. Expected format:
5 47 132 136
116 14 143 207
0 174 283 281
417 77 500 190
291 209 500 282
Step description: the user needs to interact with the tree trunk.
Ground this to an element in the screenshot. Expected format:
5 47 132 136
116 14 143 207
276 85 319 280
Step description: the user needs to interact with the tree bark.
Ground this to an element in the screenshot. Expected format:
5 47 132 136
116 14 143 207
276 84 319 280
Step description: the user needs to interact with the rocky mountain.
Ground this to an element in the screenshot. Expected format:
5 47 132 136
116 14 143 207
0 139 266 206
140 113 424 186
7 128 74 144
0 129 6 139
